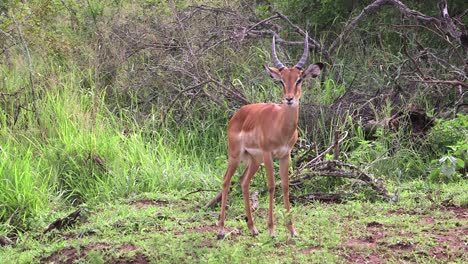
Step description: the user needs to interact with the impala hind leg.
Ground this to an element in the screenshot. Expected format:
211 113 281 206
217 158 239 239
240 160 261 236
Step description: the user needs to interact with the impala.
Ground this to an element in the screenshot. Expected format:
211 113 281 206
217 33 323 239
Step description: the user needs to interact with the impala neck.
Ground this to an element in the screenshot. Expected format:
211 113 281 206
279 104 299 134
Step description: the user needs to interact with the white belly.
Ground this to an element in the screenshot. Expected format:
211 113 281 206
243 145 290 163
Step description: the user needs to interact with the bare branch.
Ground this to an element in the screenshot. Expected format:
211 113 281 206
275 11 332 63
329 0 464 54
409 79 468 88
10 12 41 128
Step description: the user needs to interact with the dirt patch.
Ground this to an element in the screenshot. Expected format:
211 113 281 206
186 224 242 237
343 252 384 264
187 224 219 233
366 221 383 228
443 206 468 220
339 207 467 262
40 242 150 264
41 243 110 263
341 221 416 262
386 208 420 216
111 253 150 264
128 199 169 207
387 240 415 251
299 245 322 254
41 246 78 264
118 243 138 252
427 227 468 260
365 221 385 242
342 222 385 249
344 237 376 248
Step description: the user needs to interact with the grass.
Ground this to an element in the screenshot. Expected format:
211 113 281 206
0 181 466 263
0 62 227 232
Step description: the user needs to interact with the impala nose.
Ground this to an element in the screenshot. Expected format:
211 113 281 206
285 97 293 105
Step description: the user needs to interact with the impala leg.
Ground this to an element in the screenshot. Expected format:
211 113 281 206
218 158 240 239
263 152 276 237
280 156 297 237
240 160 260 236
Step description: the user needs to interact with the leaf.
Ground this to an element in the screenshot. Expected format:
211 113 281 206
448 156 458 165
439 156 448 163
456 158 465 168
440 164 455 177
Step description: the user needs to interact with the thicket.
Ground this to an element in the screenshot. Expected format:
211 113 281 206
0 0 466 235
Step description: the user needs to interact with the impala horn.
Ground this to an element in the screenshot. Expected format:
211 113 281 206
294 32 309 69
272 35 285 70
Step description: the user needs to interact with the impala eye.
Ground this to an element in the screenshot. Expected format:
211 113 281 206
295 78 303 84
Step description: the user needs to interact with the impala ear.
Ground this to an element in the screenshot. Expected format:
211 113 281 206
302 63 323 79
264 65 282 81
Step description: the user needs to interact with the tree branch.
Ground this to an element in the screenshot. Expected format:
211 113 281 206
329 0 463 54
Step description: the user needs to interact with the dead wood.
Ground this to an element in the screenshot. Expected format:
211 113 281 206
43 209 84 234
291 192 351 203
0 236 13 247
291 160 393 201
205 189 224 208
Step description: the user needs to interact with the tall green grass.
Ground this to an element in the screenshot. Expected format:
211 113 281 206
0 62 227 231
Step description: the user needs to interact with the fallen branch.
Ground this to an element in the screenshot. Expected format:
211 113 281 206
294 131 348 175
291 192 352 203
43 209 84 234
291 160 394 201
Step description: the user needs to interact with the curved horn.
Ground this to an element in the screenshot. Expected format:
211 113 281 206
272 35 285 70
294 32 309 69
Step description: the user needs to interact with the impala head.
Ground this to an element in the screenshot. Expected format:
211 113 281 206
265 33 323 107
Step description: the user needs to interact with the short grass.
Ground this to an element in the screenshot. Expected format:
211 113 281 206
1 181 466 263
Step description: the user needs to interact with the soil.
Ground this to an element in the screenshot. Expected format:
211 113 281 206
40 242 149 264
337 206 468 263
128 199 169 207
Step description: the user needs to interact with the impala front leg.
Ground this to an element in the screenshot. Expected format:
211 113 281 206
280 156 297 237
263 151 276 237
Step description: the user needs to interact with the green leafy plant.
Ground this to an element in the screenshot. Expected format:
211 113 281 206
429 141 467 183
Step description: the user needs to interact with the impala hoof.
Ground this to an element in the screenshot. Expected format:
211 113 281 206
217 232 225 240
268 229 276 238
251 228 259 237
290 231 298 238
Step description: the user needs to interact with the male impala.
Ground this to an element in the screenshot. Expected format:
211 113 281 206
217 33 323 239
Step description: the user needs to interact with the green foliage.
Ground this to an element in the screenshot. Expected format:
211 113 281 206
429 155 465 183
309 78 346 105
427 114 468 156
426 114 467 183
